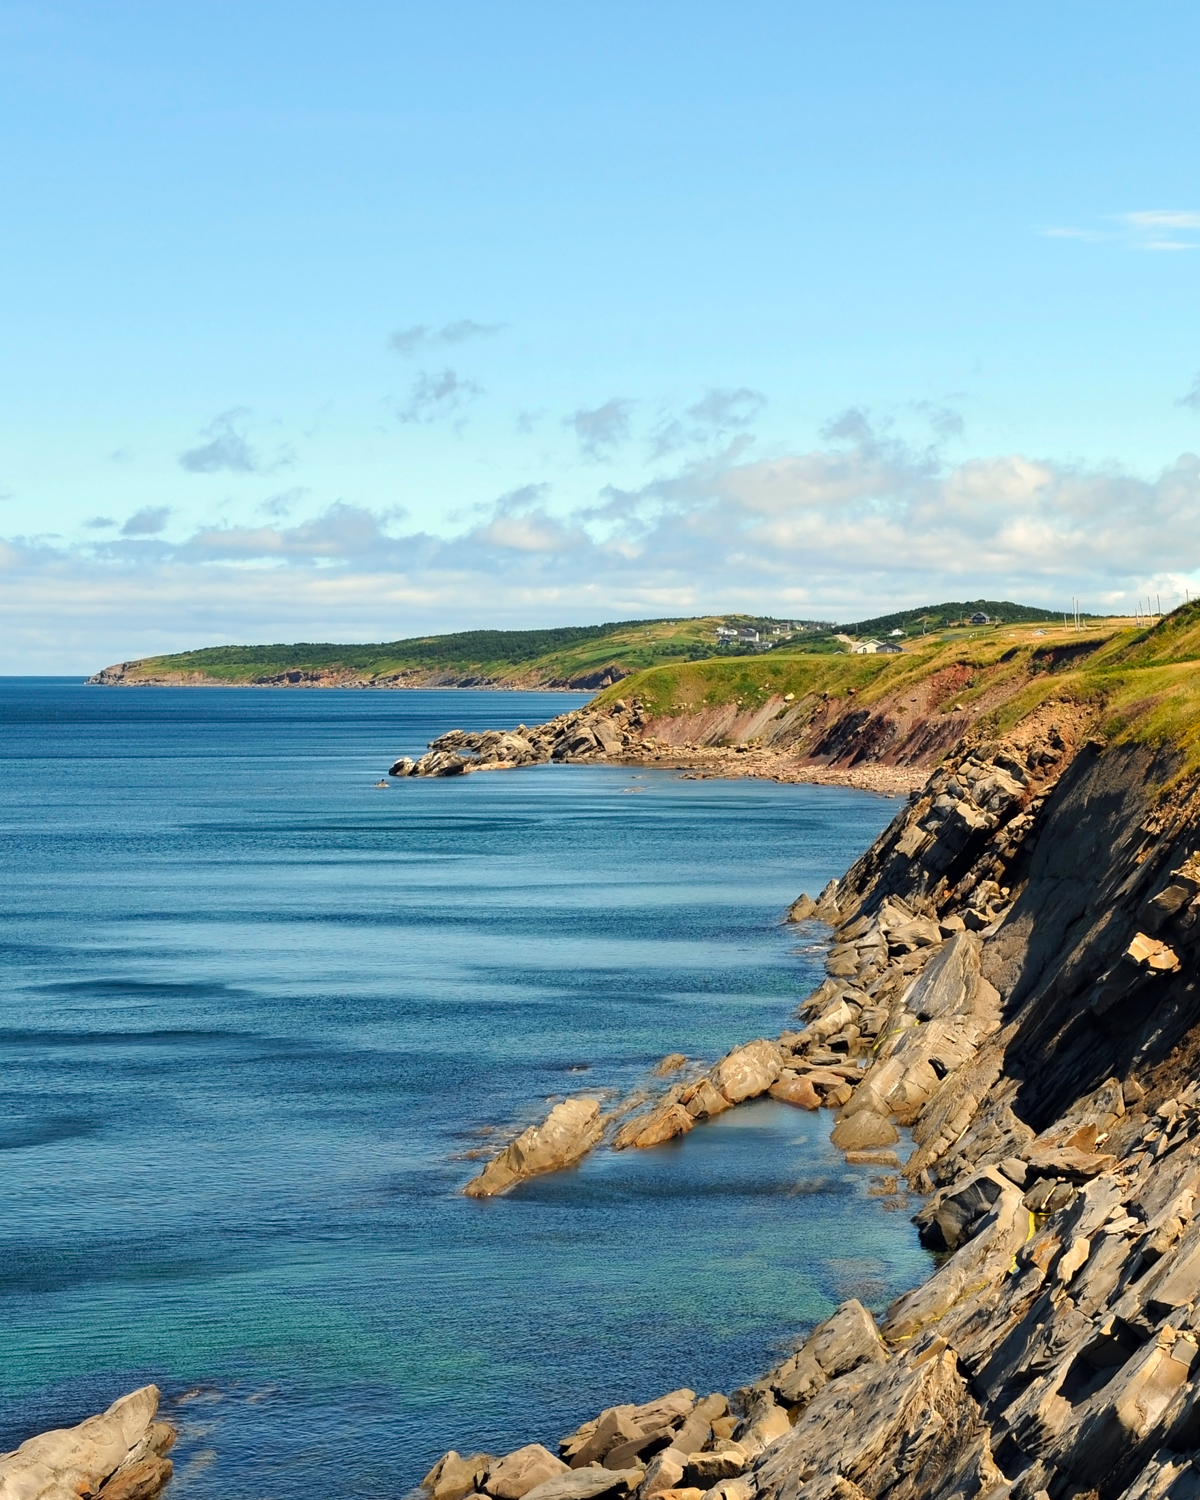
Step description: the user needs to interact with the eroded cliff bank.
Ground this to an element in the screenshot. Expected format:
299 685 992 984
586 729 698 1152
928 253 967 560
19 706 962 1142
384 622 1130 792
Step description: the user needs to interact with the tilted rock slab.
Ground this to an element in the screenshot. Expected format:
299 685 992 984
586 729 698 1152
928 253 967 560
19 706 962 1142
614 1042 782 1151
464 1097 604 1197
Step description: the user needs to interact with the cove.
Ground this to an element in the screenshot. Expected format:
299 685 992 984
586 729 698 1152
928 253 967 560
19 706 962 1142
0 682 932 1498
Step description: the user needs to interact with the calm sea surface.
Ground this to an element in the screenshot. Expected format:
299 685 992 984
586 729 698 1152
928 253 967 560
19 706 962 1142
0 681 929 1497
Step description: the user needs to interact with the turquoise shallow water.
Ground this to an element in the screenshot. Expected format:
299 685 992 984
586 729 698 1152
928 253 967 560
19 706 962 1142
0 681 930 1496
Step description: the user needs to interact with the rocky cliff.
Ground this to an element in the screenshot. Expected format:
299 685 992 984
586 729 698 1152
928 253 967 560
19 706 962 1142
399 667 1200 1500
18 610 1200 1500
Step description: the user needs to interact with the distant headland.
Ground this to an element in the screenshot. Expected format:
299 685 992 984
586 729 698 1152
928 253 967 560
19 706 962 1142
85 601 1071 690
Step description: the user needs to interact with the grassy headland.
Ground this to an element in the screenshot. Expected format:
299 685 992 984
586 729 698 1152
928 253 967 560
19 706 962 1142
90 615 814 688
88 599 1065 689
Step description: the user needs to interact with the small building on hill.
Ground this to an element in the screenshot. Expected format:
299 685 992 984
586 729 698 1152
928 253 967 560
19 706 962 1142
970 611 990 625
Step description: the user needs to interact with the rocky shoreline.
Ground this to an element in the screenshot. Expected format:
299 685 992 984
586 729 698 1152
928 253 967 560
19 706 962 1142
394 701 1200 1500
13 690 1200 1500
386 697 928 793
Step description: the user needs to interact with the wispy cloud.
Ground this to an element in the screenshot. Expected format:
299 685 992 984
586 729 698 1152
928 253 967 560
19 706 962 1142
180 410 260 474
649 387 766 459
389 320 504 356
395 368 483 425
569 398 635 459
256 487 310 519
1039 209 1200 252
185 502 393 561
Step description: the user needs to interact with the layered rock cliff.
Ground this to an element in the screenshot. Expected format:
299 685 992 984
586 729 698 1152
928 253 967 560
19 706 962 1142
18 608 1200 1500
406 688 1200 1500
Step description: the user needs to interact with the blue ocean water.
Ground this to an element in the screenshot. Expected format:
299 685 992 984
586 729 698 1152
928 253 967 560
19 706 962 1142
0 681 929 1497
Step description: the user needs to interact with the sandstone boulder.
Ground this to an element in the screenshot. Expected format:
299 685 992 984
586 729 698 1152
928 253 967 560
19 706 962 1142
613 1102 695 1150
768 1072 820 1110
0 1387 169 1500
770 1300 886 1410
915 1166 1010 1251
736 1398 790 1457
521 1468 645 1500
465 1098 604 1196
711 1040 782 1103
680 1079 733 1121
683 1448 749 1487
697 1480 754 1500
567 1408 640 1468
886 918 943 954
95 1455 175 1500
486 1445 570 1499
425 1453 496 1500
830 1110 899 1151
641 1448 687 1499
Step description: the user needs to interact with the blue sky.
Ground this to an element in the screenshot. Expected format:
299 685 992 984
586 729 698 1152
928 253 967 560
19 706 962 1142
3 1 1200 669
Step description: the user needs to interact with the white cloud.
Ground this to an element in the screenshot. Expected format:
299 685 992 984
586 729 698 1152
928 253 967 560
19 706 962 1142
649 387 767 459
180 410 260 473
569 398 635 459
121 506 171 536
5 416 1200 671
